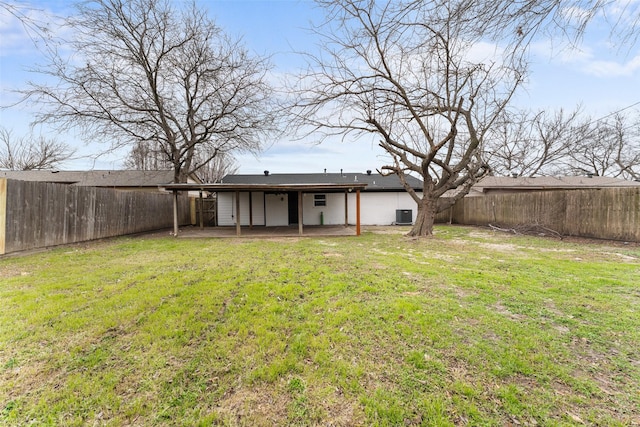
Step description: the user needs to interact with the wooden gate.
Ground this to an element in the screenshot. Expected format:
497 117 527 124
195 197 217 226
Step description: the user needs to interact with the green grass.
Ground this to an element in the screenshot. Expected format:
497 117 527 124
1 225 639 426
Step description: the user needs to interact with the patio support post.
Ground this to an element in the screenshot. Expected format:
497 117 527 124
173 189 179 236
199 190 204 229
344 191 348 226
235 190 241 236
356 189 361 236
298 190 303 235
249 192 253 229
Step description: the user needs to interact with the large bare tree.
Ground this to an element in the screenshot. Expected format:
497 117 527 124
25 0 277 183
292 0 526 236
293 0 639 236
485 108 640 180
568 111 640 179
485 108 591 177
0 127 74 170
123 139 238 183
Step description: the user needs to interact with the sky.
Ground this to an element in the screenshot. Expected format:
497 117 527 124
1 0 639 175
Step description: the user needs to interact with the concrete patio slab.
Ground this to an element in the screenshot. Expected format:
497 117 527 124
176 225 357 238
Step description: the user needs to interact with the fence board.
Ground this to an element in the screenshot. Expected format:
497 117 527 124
1 179 190 254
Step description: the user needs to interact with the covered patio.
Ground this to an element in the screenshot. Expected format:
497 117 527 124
160 182 368 237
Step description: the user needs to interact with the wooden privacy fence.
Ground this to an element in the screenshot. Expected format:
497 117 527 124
0 178 190 255
447 187 640 242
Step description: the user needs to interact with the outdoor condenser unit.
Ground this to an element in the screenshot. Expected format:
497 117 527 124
396 209 412 225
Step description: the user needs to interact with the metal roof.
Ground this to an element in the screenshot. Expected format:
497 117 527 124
220 172 423 191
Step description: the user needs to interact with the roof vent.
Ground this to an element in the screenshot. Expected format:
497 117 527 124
366 170 372 175
264 170 270 176
586 172 594 178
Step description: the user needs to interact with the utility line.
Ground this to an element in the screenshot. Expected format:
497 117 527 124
590 100 640 124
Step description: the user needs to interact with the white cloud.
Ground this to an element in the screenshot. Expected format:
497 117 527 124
465 40 504 64
530 30 640 78
582 54 640 76
603 0 640 28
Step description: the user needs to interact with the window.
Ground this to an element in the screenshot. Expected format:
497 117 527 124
314 194 326 207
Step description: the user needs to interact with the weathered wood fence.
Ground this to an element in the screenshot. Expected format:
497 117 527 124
0 178 190 255
441 188 640 242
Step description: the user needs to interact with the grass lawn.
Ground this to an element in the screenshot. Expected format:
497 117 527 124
1 225 639 426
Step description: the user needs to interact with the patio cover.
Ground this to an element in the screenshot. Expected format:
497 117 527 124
160 182 368 236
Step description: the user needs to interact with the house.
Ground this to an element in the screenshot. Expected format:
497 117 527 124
216 171 423 227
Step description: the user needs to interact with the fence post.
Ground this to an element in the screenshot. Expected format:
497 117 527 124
0 179 6 255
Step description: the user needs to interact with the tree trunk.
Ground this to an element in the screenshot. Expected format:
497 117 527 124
407 195 437 237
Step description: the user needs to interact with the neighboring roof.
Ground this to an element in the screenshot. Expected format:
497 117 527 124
0 170 175 187
473 175 640 194
220 172 423 191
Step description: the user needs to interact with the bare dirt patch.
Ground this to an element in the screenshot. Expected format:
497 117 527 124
0 266 32 279
612 252 639 262
323 252 343 258
492 301 527 321
363 226 410 235
214 384 291 426
480 242 520 252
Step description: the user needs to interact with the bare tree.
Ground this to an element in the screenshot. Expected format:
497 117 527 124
568 112 640 179
292 0 528 236
193 151 239 183
25 0 278 183
485 107 640 180
122 140 169 172
613 113 640 180
485 108 590 177
0 127 74 170
429 0 640 55
0 1 54 50
123 140 238 182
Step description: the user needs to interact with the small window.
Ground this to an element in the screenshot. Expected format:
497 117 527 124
314 194 326 207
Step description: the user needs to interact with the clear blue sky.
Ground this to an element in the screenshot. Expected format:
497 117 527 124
1 0 639 174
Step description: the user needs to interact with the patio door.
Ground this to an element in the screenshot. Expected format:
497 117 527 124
287 191 299 224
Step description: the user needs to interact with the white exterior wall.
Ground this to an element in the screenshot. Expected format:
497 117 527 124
302 192 347 225
304 191 420 225
265 193 289 226
218 190 420 227
349 191 419 225
217 192 265 226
